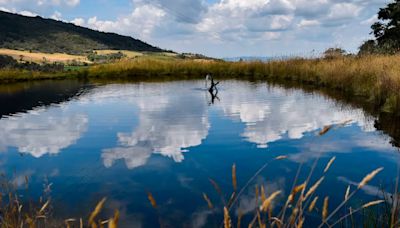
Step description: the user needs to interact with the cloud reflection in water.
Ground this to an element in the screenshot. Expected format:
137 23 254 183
0 81 390 166
218 82 376 148
98 81 383 169
0 106 88 157
96 83 210 169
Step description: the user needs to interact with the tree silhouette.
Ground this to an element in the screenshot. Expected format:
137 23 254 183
359 0 400 54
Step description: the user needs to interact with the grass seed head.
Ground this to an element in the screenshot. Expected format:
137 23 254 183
358 168 384 189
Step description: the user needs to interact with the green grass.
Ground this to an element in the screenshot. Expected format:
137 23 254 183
64 65 89 71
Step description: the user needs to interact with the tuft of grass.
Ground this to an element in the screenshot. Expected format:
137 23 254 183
0 174 119 228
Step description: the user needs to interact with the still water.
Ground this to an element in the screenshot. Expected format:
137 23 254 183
0 80 398 227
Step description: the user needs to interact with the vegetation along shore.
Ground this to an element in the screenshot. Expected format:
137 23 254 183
1 0 400 115
1 54 399 115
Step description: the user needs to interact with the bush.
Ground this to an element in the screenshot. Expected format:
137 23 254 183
0 55 17 68
323 48 346 59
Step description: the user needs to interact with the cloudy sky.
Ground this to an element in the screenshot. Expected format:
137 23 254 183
0 0 390 57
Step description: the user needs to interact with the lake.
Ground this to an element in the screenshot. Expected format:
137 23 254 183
0 80 398 227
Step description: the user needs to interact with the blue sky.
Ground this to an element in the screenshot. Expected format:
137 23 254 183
0 0 390 57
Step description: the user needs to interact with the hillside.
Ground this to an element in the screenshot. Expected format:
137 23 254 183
0 11 164 55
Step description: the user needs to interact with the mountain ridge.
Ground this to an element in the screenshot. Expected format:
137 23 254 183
0 11 165 55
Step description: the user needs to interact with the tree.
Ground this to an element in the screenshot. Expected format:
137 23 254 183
360 0 400 54
323 48 346 59
359 40 378 55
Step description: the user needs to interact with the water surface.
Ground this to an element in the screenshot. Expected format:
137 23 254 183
0 80 398 227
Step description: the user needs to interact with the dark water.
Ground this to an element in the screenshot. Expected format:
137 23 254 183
0 80 399 227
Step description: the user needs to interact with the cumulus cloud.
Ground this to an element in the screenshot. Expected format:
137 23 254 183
78 0 389 55
75 83 210 169
82 80 393 169
136 0 207 24
0 0 391 56
51 10 62 20
88 4 166 39
0 106 88 158
71 17 85 26
19 10 38 17
0 0 80 8
217 81 376 149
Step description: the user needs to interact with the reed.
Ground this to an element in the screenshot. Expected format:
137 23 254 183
196 121 395 228
88 55 400 114
0 111 398 227
199 160 387 228
0 175 119 228
1 54 400 113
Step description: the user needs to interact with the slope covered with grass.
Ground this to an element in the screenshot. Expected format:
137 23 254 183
0 11 164 55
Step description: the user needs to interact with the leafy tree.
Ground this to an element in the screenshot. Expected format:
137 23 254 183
359 40 379 55
323 47 346 59
359 0 400 54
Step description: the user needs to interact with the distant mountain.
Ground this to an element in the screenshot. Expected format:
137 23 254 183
0 11 164 55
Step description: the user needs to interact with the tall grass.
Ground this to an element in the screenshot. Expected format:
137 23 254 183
1 54 400 113
143 159 396 227
0 122 399 227
144 122 398 227
0 174 119 228
85 55 400 113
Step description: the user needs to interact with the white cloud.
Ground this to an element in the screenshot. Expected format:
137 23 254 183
0 6 11 12
85 4 166 40
298 19 320 28
80 80 391 169
0 0 80 7
71 17 85 26
0 0 392 58
76 83 210 169
0 106 88 158
217 81 375 149
327 3 362 21
361 14 378 25
51 10 62 20
65 0 79 7
18 10 37 17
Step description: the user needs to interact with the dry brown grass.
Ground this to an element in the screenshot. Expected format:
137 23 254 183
196 159 386 228
0 174 119 228
86 55 400 114
0 122 396 227
94 50 143 58
182 121 392 228
1 53 400 114
0 49 90 64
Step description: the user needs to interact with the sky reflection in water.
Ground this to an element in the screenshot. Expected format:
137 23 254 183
0 80 398 227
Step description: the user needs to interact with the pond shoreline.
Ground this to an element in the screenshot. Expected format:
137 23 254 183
0 78 399 227
1 55 399 116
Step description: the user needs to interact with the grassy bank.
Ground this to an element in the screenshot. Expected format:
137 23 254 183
1 55 400 114
86 55 400 114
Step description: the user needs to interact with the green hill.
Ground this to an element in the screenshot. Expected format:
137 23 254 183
0 11 164 55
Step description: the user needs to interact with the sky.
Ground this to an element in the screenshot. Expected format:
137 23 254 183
0 0 391 58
